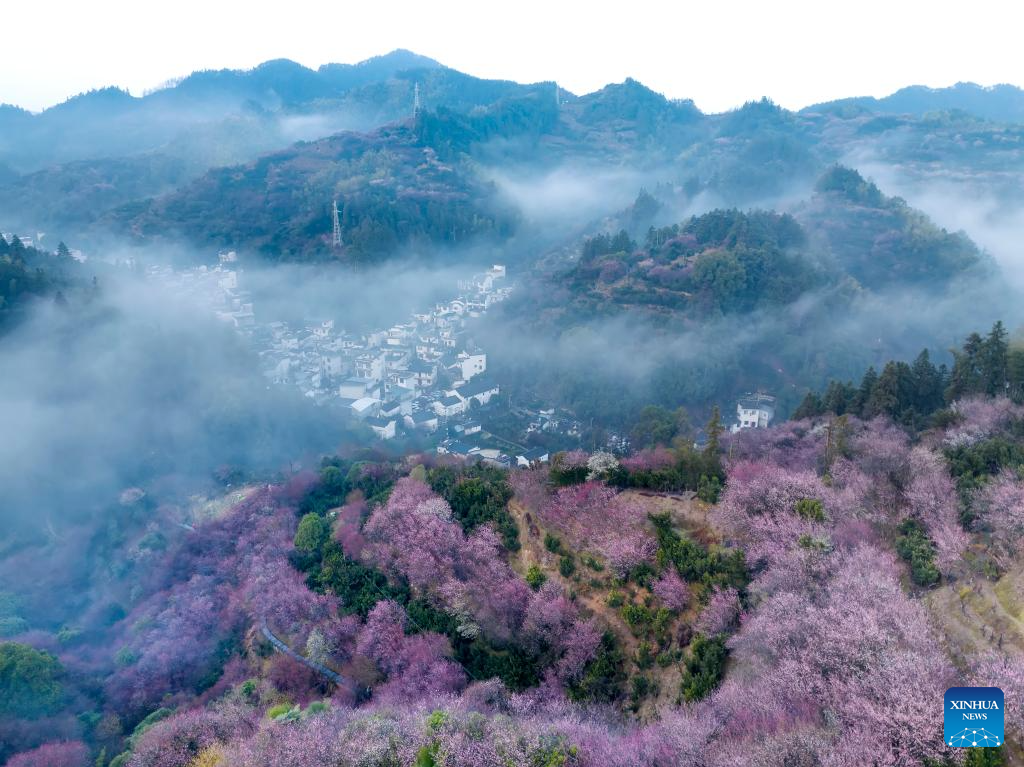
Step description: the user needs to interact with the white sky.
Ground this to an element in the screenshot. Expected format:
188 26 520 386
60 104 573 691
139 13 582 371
3 0 1023 113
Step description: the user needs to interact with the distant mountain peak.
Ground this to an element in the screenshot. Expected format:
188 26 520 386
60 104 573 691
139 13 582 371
353 49 442 70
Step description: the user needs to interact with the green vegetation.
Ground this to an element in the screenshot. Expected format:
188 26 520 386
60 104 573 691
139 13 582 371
652 514 748 589
895 519 940 587
797 323 1024 431
428 464 519 551
567 632 626 704
544 533 563 554
0 641 64 717
680 634 728 702
525 565 547 590
946 438 1024 494
558 555 576 578
294 513 330 553
795 498 825 521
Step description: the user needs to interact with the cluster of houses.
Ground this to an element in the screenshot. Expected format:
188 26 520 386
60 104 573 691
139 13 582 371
148 256 515 445
145 253 777 463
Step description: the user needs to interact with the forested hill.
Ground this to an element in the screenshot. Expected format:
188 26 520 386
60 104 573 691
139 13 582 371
7 52 1024 257
108 121 520 261
513 166 991 326
477 166 1005 428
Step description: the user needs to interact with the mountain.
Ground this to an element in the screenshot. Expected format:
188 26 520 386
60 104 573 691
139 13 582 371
0 50 448 173
110 121 519 261
805 81 1024 123
797 165 989 288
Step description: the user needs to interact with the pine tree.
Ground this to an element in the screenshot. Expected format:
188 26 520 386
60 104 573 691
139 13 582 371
982 321 1009 396
792 391 822 420
910 349 944 414
56 241 71 259
821 380 852 415
853 366 878 417
704 406 724 459
947 332 985 401
865 361 913 419
8 236 25 258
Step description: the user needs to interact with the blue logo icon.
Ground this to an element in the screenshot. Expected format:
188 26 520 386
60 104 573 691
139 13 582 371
945 687 1004 747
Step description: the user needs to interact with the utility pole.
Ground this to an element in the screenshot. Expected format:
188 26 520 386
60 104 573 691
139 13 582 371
331 200 342 248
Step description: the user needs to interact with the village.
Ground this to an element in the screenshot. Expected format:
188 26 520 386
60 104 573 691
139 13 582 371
142 253 602 468
7 227 779 464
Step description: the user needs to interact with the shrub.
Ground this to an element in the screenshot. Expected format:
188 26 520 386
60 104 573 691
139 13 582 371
526 565 547 591
895 518 940 587
544 533 563 554
558 556 576 578
795 498 825 521
680 634 728 702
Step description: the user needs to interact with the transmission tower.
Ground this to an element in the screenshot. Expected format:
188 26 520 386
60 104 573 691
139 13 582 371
331 200 342 248
413 83 421 118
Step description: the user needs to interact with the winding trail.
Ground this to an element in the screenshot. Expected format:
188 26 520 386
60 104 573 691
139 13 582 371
260 618 345 686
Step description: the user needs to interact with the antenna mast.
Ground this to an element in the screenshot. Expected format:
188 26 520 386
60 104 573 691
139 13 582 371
331 200 342 248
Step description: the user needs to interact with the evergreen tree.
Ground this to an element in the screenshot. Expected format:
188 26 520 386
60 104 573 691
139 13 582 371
910 349 944 414
853 366 878 416
704 406 724 460
1007 348 1024 403
792 391 822 420
865 361 913 420
610 229 635 254
8 236 24 258
947 332 985 401
56 241 71 259
821 380 853 416
982 321 1009 396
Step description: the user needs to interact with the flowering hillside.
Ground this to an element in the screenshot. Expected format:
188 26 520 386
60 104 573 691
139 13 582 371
5 400 1024 766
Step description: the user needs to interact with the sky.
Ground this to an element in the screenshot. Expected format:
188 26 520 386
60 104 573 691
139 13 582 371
3 0 1023 113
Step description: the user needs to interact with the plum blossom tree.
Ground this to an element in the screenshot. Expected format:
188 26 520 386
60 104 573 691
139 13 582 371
586 451 619 480
353 600 465 704
651 569 689 612
905 447 968 573
362 480 531 642
716 461 831 570
4 741 90 767
974 473 1024 565
696 587 740 636
541 483 655 574
128 705 255 767
945 397 1024 449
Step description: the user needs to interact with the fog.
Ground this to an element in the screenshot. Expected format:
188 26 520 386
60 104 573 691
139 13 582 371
851 158 1024 291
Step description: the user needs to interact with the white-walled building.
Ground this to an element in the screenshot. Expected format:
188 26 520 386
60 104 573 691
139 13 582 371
732 393 776 432
456 351 487 381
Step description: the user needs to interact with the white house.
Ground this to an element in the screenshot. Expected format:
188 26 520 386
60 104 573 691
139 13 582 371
732 393 776 432
339 378 371 399
457 378 500 407
350 397 381 419
366 416 397 440
516 447 550 467
406 411 439 432
355 351 387 383
433 394 468 418
456 351 486 381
